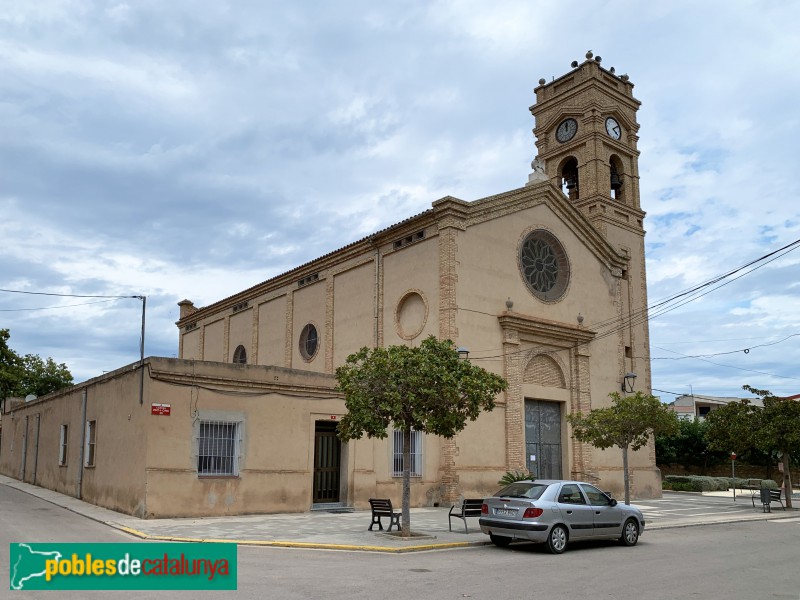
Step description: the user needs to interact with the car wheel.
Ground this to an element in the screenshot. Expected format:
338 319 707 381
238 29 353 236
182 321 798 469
620 518 639 546
546 524 568 554
490 533 512 547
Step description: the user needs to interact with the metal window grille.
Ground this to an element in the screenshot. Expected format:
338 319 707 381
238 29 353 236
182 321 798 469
59 424 68 466
391 429 423 477
85 420 96 467
198 421 239 476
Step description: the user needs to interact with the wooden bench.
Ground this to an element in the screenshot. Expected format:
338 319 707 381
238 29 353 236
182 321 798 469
449 498 484 533
751 487 785 512
368 498 401 532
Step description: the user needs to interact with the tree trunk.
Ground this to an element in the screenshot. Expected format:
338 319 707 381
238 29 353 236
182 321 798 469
782 452 793 510
622 445 631 505
402 428 411 537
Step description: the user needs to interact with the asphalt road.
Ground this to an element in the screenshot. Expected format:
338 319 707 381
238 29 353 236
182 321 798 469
2 483 799 600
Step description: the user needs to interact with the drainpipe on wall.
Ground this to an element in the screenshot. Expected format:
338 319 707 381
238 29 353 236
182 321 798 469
373 246 380 348
138 295 146 405
32 414 40 486
77 389 87 500
19 415 28 481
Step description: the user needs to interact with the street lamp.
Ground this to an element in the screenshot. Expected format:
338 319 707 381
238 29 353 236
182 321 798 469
621 372 637 393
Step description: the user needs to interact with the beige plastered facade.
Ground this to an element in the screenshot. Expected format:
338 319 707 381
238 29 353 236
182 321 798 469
0 58 661 518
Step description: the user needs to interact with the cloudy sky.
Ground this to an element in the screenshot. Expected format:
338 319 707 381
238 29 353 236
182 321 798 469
2 0 799 400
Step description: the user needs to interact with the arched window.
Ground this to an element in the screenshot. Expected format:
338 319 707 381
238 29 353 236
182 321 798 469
561 158 579 200
233 345 247 364
610 156 624 200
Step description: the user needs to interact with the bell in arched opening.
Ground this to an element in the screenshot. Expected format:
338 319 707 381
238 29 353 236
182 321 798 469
610 158 623 200
561 158 579 201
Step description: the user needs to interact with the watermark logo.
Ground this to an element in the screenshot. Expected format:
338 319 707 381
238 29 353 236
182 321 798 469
10 543 237 590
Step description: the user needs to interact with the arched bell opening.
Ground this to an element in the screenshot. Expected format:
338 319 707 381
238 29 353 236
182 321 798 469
560 157 579 200
610 155 624 201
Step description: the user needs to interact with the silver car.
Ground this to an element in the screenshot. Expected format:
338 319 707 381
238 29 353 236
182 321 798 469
479 479 645 554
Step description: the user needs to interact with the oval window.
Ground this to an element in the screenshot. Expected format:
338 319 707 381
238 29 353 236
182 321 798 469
299 323 319 361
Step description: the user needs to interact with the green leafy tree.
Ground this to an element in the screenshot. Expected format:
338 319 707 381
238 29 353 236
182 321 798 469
708 386 800 508
0 329 73 401
0 329 23 401
704 398 761 458
335 335 508 537
17 354 74 398
567 391 680 505
655 417 727 473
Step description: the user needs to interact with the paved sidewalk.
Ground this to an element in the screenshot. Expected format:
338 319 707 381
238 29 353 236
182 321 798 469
2 475 797 553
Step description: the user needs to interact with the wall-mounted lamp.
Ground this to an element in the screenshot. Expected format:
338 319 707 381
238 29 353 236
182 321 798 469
622 372 637 393
457 347 470 360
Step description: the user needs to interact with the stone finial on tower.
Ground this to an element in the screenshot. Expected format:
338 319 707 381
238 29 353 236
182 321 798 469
526 157 548 186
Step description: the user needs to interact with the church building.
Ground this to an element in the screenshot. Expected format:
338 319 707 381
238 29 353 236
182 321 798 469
175 54 655 503
0 55 660 518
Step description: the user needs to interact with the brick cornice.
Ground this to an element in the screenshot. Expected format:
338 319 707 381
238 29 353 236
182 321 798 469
498 312 596 346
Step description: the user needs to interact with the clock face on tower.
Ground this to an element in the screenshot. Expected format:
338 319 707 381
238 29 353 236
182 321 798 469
605 117 621 140
556 118 578 143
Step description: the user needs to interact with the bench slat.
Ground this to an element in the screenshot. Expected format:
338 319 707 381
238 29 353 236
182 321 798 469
368 498 402 532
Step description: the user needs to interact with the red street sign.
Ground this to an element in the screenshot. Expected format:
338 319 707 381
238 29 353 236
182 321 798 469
151 403 171 416
731 452 737 460
330 415 338 420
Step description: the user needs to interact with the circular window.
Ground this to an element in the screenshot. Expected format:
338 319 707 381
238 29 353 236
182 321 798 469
519 230 570 302
299 323 319 361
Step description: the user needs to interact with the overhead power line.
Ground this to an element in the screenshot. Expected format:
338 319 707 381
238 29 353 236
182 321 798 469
0 288 140 299
0 299 121 312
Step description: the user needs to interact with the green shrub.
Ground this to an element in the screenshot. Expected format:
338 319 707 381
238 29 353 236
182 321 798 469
663 480 700 492
663 475 731 492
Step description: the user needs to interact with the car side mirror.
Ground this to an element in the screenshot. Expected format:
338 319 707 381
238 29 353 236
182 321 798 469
609 498 618 507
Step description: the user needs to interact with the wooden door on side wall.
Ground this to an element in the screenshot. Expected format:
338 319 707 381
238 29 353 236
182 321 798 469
525 399 562 479
313 421 341 503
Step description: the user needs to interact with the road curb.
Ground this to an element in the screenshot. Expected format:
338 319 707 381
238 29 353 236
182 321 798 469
113 524 488 552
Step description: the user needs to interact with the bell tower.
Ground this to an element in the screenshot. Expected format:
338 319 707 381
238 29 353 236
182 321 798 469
529 51 644 235
528 52 652 397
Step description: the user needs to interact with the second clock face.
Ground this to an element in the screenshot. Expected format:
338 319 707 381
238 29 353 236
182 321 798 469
605 117 621 140
556 118 578 143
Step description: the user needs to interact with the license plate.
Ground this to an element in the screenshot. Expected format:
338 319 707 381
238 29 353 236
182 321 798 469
495 508 517 516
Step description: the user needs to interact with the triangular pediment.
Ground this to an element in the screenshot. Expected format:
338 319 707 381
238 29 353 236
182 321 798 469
433 181 628 274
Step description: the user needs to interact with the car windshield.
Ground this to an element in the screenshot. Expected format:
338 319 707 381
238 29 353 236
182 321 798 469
494 482 548 500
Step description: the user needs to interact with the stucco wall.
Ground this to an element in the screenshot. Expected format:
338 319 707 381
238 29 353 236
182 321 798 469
291 281 327 371
332 261 375 366
203 319 225 362
257 295 287 367
0 368 149 517
382 238 440 347
228 308 253 362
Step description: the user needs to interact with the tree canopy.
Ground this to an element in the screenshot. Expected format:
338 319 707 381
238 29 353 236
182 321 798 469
335 335 508 536
706 385 800 508
0 329 74 401
655 417 728 472
567 391 680 504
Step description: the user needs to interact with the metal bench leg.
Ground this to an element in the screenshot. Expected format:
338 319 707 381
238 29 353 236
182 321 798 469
388 513 401 532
